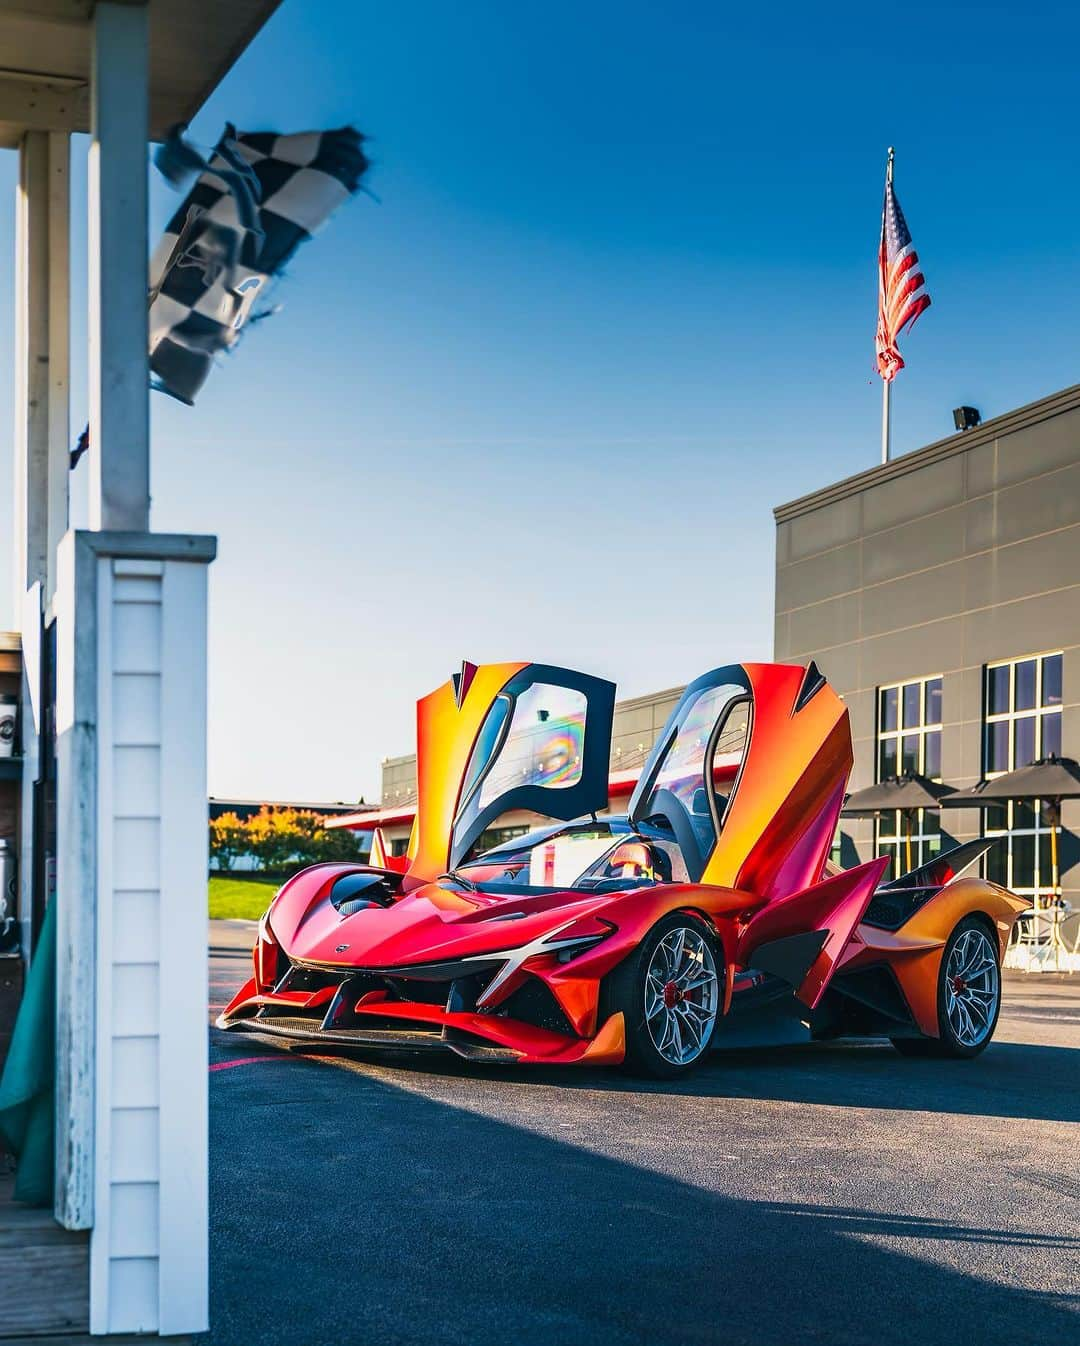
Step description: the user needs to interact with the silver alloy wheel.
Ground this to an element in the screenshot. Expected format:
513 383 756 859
944 926 1000 1047
644 925 720 1066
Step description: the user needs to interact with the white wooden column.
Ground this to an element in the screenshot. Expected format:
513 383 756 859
88 0 150 533
46 130 72 606
13 130 49 610
54 531 215 1338
13 127 70 958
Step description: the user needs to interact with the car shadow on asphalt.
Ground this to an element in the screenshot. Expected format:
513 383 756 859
273 1036 1080 1125
208 1050 1080 1346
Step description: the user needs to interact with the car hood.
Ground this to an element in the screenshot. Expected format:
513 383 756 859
267 865 613 970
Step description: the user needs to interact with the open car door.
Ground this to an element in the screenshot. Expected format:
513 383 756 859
626 666 754 882
628 662 877 1007
628 662 852 898
406 661 616 885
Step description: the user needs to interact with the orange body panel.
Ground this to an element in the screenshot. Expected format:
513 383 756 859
406 660 528 885
845 877 1028 1035
704 663 851 899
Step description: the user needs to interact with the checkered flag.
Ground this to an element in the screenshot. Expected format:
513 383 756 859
148 124 370 405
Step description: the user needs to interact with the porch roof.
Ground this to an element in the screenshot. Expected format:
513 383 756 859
0 0 283 147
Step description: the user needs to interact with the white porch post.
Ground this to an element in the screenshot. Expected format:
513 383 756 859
54 2 213 1336
88 0 150 532
13 130 48 609
46 130 72 607
13 127 70 956
55 533 215 1335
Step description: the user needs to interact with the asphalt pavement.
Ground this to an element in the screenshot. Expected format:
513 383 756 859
207 920 1080 1346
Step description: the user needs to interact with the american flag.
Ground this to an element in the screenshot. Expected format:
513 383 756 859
876 174 931 382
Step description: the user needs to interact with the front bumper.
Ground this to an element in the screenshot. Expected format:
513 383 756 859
217 953 625 1066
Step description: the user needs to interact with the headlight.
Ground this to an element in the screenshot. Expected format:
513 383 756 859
254 909 283 989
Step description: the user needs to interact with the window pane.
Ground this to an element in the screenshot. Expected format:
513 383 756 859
477 682 587 808
880 686 898 733
1038 832 1054 890
987 720 1010 773
1015 659 1037 711
985 802 1010 833
923 731 942 780
924 832 942 859
987 664 1011 716
882 849 897 882
1014 716 1036 769
1014 798 1036 830
986 842 1007 886
1042 654 1062 706
924 677 943 725
902 683 921 729
1041 711 1062 760
879 737 897 780
922 810 941 838
1012 833 1036 889
878 810 897 839
901 733 920 775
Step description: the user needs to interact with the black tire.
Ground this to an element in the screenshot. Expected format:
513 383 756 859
605 913 723 1079
891 915 1001 1059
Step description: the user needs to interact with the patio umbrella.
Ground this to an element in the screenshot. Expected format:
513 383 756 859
941 755 1080 907
841 773 955 874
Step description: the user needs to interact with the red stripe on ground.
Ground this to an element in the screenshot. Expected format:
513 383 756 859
210 1052 335 1073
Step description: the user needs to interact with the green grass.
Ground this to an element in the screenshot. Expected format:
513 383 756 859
208 875 281 921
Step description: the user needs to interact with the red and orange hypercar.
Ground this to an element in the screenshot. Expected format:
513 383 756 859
219 660 1026 1076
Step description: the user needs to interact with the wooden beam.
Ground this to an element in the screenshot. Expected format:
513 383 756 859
0 2 93 21
0 73 88 133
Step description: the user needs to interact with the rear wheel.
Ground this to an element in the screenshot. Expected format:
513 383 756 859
608 914 722 1078
892 916 1001 1058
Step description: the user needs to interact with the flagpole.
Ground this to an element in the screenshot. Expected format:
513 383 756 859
881 378 891 464
881 146 895 465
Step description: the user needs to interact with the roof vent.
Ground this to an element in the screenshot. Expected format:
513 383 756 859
953 406 981 431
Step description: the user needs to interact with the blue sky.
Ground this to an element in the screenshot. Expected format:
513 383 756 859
1 0 1078 801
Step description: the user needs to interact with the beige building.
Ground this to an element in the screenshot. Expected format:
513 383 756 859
774 383 1079 960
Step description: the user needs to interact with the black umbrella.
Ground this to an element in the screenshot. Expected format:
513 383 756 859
942 755 1080 902
841 773 955 874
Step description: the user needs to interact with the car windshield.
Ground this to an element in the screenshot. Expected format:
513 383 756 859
452 819 688 893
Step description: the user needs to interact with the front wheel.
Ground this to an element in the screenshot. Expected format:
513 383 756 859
608 914 722 1078
892 916 1001 1058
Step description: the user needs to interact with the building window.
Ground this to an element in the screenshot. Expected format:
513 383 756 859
875 675 943 879
473 824 530 856
983 652 1063 896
